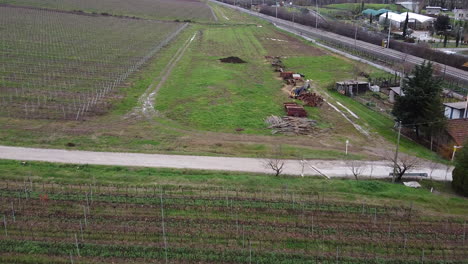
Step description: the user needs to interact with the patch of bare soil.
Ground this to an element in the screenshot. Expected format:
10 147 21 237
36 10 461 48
259 30 325 57
219 56 246 63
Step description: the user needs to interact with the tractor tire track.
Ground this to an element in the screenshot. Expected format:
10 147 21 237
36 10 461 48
129 30 197 119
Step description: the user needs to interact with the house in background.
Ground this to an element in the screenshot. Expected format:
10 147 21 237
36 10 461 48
454 9 468 21
445 118 468 155
444 101 467 119
379 12 435 30
425 6 442 15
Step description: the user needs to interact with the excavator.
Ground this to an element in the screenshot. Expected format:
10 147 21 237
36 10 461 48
290 80 310 98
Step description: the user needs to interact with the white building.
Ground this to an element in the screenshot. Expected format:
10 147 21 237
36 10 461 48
425 6 442 15
444 101 467 119
379 12 435 30
454 9 468 21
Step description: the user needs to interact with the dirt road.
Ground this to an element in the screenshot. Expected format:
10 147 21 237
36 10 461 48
0 145 452 181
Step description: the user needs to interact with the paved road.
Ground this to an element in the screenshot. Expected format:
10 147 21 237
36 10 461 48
210 0 468 86
0 146 453 181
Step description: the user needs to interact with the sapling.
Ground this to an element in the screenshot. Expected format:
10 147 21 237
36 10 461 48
160 187 168 264
3 215 7 236
79 220 84 241
74 233 80 257
83 205 88 227
11 201 15 222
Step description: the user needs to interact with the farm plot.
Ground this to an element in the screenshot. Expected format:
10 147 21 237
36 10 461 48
0 0 216 21
0 6 186 120
155 25 330 134
0 179 467 263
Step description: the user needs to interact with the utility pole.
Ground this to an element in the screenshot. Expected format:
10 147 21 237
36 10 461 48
392 121 402 183
315 0 319 29
354 22 358 49
387 19 391 49
276 4 278 18
465 92 468 119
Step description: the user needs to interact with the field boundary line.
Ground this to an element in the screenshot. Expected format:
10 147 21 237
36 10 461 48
0 145 453 180
129 30 197 119
326 101 370 137
208 4 219 22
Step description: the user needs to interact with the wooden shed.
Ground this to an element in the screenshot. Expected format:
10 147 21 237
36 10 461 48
335 81 370 97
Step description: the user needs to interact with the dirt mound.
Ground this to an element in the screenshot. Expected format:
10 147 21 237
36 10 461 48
219 56 246 63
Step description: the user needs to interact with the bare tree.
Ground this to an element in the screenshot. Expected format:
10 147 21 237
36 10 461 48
263 146 285 177
347 160 366 181
386 153 421 182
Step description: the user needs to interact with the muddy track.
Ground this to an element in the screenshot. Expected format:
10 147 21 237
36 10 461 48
128 26 194 119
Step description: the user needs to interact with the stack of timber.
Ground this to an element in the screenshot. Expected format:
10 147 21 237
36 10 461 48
265 115 317 135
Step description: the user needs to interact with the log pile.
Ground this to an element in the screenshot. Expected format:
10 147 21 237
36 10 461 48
297 93 324 107
265 115 317 135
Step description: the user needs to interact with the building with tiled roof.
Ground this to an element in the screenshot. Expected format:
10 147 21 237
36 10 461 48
446 118 468 146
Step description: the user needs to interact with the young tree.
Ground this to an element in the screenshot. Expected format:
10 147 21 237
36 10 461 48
263 145 285 177
386 153 421 182
402 12 409 38
392 61 446 137
452 141 468 196
347 160 366 180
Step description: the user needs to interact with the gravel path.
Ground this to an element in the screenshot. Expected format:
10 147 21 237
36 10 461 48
0 146 453 181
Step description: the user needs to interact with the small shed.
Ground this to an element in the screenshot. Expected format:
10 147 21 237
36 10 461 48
444 101 467 120
389 87 404 103
335 81 370 97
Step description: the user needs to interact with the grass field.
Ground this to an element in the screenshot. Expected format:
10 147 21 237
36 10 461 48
282 56 446 162
0 0 215 21
0 160 466 263
154 25 324 133
0 2 451 162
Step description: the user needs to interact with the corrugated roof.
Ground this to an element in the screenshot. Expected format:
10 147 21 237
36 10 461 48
446 118 468 145
380 12 435 23
362 8 393 16
390 87 405 96
444 101 467 110
401 12 436 23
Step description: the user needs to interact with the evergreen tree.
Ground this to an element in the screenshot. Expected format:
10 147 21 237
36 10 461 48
452 141 468 197
384 12 389 31
402 12 409 38
392 61 446 137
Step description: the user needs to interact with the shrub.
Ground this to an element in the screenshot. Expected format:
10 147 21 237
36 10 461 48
452 141 468 197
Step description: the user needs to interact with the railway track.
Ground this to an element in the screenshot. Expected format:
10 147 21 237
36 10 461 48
210 0 468 87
